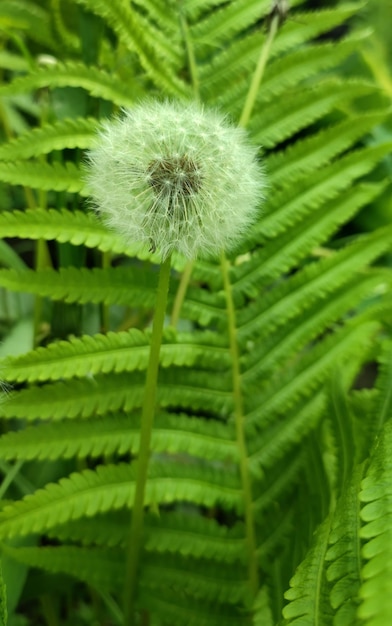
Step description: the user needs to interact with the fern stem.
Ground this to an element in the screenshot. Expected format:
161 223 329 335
177 0 199 98
220 251 259 599
238 13 280 128
170 260 194 328
124 255 172 626
101 250 111 332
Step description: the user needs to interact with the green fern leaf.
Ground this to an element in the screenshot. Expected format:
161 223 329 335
235 182 386 296
0 208 136 256
0 412 236 463
74 0 188 97
0 62 135 107
0 560 6 626
282 517 333 624
253 454 303 515
143 512 245 564
3 543 123 591
246 320 380 430
237 225 392 339
140 586 247 626
141 552 249 606
273 3 364 56
247 392 326 476
0 266 156 306
0 160 85 194
0 462 242 538
253 587 274 625
0 368 232 420
0 265 226 327
217 30 370 111
257 142 392 239
0 117 98 160
48 510 246 564
325 468 363 626
192 0 269 49
243 273 389 385
0 328 229 382
268 112 388 187
372 341 392 436
358 419 392 624
251 79 375 148
0 0 55 48
201 3 363 99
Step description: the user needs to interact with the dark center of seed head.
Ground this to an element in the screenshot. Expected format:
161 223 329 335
147 155 202 198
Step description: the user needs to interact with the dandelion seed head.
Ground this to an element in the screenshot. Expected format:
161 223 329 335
85 100 265 260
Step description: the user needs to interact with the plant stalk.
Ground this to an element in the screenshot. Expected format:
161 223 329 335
221 252 259 598
170 260 194 328
123 255 172 626
239 13 280 128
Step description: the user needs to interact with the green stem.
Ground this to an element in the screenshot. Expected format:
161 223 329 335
101 250 112 332
170 260 194 328
123 255 172 626
220 252 259 598
177 0 199 98
238 14 280 128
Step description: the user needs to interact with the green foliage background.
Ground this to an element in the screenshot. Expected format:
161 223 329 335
0 1 391 625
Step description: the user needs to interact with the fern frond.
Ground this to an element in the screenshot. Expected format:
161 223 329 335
216 30 370 111
74 0 188 98
253 453 303 514
0 328 229 383
247 392 326 477
253 587 274 626
272 3 364 56
0 265 226 327
0 209 136 256
0 0 55 49
246 320 380 430
0 160 85 194
325 468 363 626
242 273 389 385
5 542 248 607
0 266 156 306
0 368 232 420
237 226 392 339
200 3 362 98
0 117 98 160
328 370 357 491
0 412 236 463
256 142 392 239
0 62 135 107
192 0 269 50
372 341 392 436
3 543 123 591
252 80 380 148
140 586 246 626
235 182 386 296
268 111 388 187
143 512 245 564
358 419 392 625
48 510 245 563
282 517 333 624
0 462 242 538
141 552 248 606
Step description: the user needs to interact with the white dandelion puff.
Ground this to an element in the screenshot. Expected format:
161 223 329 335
85 100 265 260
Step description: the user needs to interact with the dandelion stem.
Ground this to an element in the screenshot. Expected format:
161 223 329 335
124 255 172 626
239 13 280 128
